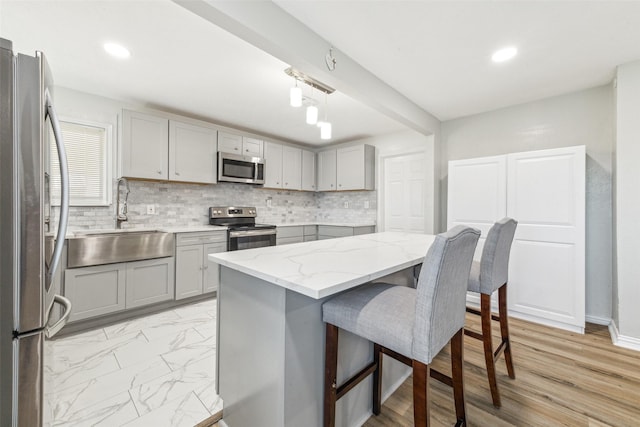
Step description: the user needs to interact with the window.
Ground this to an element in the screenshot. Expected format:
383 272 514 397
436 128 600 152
49 119 112 206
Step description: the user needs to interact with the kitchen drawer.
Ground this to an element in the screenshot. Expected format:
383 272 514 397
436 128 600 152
277 226 304 239
317 226 353 238
277 236 304 246
176 231 226 246
353 226 375 236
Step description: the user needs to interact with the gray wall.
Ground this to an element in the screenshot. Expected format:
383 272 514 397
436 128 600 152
440 84 614 321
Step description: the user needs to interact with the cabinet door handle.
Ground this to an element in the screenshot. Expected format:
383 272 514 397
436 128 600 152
157 170 162 174
234 147 239 151
175 172 180 176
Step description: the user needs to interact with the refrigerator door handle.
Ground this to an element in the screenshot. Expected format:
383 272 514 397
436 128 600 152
45 295 72 339
44 91 69 289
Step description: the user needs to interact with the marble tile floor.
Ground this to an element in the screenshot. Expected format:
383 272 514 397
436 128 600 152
44 299 222 427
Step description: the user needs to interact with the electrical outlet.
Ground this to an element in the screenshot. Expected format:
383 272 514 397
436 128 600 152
364 201 370 209
146 204 156 215
266 197 272 208
343 201 349 209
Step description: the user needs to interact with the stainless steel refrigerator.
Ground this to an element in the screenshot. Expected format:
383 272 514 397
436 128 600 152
0 38 72 426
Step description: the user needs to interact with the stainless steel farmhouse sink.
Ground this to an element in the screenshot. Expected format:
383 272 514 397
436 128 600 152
67 230 174 268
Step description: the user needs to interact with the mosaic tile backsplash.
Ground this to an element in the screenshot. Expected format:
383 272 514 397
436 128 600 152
55 180 377 231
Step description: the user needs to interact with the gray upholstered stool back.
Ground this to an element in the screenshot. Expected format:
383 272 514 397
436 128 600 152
412 225 480 365
478 217 518 295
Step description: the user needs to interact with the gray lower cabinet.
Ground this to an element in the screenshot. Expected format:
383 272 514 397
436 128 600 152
65 263 126 322
125 257 175 309
175 231 226 300
64 257 174 322
317 225 376 240
276 226 304 245
303 225 317 242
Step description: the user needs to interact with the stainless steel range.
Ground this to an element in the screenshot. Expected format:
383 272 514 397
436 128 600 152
209 206 276 251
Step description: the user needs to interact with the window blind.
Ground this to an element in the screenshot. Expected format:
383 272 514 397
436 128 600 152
49 120 110 206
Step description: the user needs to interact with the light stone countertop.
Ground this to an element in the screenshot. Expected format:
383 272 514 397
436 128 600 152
275 222 376 227
64 225 227 238
209 231 435 299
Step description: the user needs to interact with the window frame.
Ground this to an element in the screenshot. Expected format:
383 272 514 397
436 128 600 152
50 116 113 207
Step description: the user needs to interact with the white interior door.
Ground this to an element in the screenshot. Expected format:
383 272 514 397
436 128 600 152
383 153 426 233
507 146 585 331
447 155 507 259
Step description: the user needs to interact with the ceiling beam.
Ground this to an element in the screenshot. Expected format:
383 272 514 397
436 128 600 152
173 0 440 136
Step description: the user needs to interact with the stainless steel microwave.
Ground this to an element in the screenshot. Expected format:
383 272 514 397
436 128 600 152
218 152 265 184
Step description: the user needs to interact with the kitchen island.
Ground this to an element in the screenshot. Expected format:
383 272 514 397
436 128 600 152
209 232 436 427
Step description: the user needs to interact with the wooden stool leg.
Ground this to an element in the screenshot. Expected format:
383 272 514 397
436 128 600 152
481 293 501 407
372 343 382 415
499 284 516 379
412 360 430 427
450 328 466 426
324 324 339 427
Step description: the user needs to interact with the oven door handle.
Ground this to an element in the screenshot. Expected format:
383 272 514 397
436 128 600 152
229 229 276 238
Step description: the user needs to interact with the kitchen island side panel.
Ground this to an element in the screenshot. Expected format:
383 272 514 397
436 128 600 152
218 265 412 427
218 266 286 427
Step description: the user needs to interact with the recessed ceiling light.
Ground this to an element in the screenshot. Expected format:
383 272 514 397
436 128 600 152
103 42 131 59
492 46 517 63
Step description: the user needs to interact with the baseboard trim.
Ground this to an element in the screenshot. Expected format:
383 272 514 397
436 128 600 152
609 320 640 352
585 315 611 326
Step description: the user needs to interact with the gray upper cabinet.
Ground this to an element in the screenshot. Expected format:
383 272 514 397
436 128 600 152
264 141 283 188
122 109 169 180
242 136 263 157
122 109 218 184
301 150 316 191
169 120 217 184
336 145 375 191
217 131 242 154
317 149 337 191
282 146 302 190
218 131 264 157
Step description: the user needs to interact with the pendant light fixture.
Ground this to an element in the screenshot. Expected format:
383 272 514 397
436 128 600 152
305 87 318 125
319 92 332 140
290 78 302 107
306 104 318 125
285 67 334 139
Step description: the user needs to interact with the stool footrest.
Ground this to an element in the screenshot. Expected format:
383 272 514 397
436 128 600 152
336 361 378 400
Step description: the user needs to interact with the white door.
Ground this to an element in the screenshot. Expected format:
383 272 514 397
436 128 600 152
447 155 507 259
383 153 427 233
507 146 585 331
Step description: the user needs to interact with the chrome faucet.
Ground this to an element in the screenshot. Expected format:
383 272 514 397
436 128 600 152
116 177 130 229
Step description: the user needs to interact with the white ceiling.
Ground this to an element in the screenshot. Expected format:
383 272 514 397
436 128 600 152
276 0 640 121
2 1 640 145
0 0 405 146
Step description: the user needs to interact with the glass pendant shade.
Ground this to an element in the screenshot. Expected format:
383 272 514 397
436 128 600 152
320 122 332 140
290 86 302 107
306 105 318 124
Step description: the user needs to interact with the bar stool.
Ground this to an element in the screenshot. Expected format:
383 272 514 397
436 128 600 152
464 217 518 408
322 226 480 427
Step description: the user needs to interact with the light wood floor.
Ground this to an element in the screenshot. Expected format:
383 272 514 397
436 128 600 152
364 314 640 427
211 314 639 426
